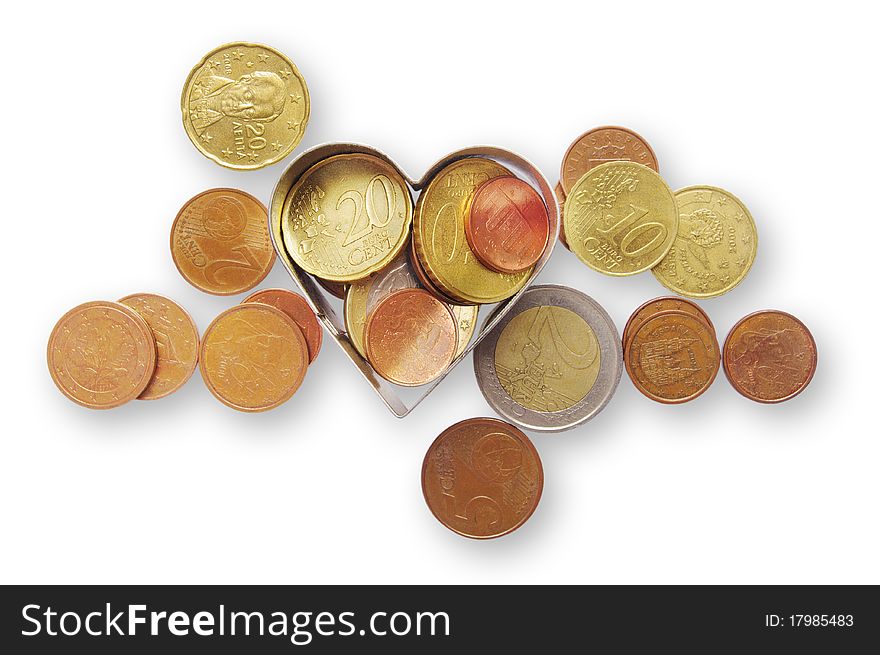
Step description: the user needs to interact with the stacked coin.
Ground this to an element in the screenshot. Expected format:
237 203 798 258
277 151 553 387
48 295 199 409
622 297 720 403
48 288 321 412
621 298 817 404
557 126 758 299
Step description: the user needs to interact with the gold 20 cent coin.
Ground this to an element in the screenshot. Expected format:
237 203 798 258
181 42 310 170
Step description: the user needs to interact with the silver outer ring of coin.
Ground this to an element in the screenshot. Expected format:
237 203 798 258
473 284 623 433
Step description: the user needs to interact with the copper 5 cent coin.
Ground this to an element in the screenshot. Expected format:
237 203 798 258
465 176 549 274
199 303 308 412
47 301 157 409
421 417 543 539
723 310 817 403
243 288 322 364
560 125 659 195
118 293 200 400
171 188 275 296
625 310 720 403
364 288 457 386
622 296 714 349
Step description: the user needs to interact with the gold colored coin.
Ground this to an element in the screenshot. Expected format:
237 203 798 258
343 280 369 358
199 304 308 412
181 42 310 170
170 188 275 296
118 294 200 400
281 154 413 283
413 158 531 304
343 251 419 358
564 161 678 276
47 301 157 409
494 306 600 412
452 304 479 359
652 186 758 298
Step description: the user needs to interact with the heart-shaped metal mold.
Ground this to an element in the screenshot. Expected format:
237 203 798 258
269 143 558 417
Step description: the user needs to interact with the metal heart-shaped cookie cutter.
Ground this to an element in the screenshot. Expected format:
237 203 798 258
269 143 558 417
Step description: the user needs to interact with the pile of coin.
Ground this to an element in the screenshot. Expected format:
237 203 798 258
277 151 553 386
555 127 758 298
47 287 322 411
620 297 817 404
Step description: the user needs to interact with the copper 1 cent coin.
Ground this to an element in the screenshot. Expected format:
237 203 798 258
118 293 200 400
422 417 543 539
47 301 157 409
622 296 714 349
560 125 659 195
364 288 457 386
723 310 817 403
243 288 322 364
554 182 569 250
625 310 720 403
170 188 275 296
464 176 549 274
199 303 308 412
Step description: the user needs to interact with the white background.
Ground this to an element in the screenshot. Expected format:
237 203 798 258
2 1 876 585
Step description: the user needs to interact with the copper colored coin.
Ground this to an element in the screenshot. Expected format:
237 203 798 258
199 303 308 412
723 310 817 403
422 417 543 539
118 293 200 400
364 288 457 386
243 288 322 364
314 276 347 300
464 176 549 274
625 310 720 403
623 296 714 349
47 301 157 409
170 188 275 296
554 182 569 250
561 125 659 195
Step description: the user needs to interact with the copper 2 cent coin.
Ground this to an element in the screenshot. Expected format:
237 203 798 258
465 176 549 274
422 417 543 539
623 296 714 350
199 303 308 412
723 310 817 403
364 288 458 386
243 288 323 364
47 301 157 409
170 188 275 296
625 310 720 403
118 293 200 400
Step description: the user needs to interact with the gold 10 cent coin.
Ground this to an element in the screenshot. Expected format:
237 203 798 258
564 161 678 276
281 154 413 283
118 293 200 400
652 186 758 298
199 304 308 412
413 158 531 304
48 301 157 409
171 188 275 296
181 42 310 170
